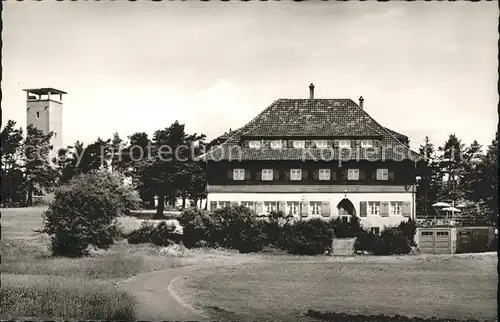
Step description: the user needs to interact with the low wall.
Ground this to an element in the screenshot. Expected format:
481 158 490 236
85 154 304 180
331 237 356 256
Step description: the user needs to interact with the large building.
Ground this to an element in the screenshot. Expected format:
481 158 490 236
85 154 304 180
24 87 66 154
203 84 422 233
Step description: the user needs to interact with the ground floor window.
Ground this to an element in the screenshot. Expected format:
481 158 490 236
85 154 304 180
390 202 402 216
264 201 278 213
241 201 254 210
370 227 380 235
368 202 380 215
218 201 231 209
310 201 322 215
287 201 300 216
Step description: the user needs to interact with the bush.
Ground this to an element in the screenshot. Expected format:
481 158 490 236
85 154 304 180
330 216 364 238
150 221 176 247
42 171 141 257
278 219 335 255
178 207 216 248
378 226 412 255
354 230 382 254
126 221 155 245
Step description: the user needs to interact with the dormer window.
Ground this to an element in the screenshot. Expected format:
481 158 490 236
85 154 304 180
293 140 305 149
249 140 261 149
315 140 328 149
271 140 282 149
339 140 351 149
361 140 373 148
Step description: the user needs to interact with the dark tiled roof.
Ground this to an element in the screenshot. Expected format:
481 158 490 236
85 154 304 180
383 127 408 141
203 98 421 161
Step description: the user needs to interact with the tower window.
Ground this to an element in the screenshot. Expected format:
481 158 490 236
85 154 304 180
54 132 57 139
36 112 40 119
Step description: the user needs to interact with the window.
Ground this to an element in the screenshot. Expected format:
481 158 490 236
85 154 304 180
310 202 322 215
249 140 261 149
233 169 245 181
290 169 302 181
218 201 231 209
390 202 402 216
293 140 305 148
316 140 328 149
370 227 380 235
368 202 381 215
319 169 331 180
271 140 282 149
339 140 351 148
437 231 449 236
421 231 433 236
347 169 359 180
264 201 278 213
262 169 273 181
361 140 373 148
241 201 254 209
287 202 300 216
54 132 57 139
377 168 389 180
36 112 40 119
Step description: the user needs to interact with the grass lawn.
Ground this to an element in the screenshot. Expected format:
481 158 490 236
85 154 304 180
0 207 184 320
176 254 498 321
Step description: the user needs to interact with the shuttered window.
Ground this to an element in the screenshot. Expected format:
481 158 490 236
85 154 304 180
293 140 305 148
290 169 302 181
264 201 278 213
390 202 403 215
319 169 331 180
233 169 245 180
339 140 351 148
368 202 381 215
262 169 273 181
249 140 261 149
347 169 359 180
402 202 411 217
310 202 322 215
271 140 282 149
376 169 389 180
287 202 300 216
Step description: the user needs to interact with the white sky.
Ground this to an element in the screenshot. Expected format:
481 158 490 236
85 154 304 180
2 1 498 150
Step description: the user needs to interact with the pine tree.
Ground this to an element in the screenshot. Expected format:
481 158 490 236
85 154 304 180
1 120 25 206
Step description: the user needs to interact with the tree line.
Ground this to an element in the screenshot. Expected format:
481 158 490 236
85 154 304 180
1 118 498 223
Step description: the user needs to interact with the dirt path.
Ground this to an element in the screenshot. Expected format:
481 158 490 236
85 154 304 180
118 265 210 321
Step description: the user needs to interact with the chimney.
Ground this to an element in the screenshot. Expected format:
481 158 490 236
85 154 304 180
359 96 364 109
309 83 315 99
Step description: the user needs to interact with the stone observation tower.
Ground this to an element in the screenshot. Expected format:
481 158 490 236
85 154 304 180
23 88 66 154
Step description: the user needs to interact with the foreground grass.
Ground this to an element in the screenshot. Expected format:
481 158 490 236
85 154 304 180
1 274 136 320
0 207 183 320
176 254 497 321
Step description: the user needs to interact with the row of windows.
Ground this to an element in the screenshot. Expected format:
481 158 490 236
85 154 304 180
232 168 391 181
211 201 409 217
248 139 374 149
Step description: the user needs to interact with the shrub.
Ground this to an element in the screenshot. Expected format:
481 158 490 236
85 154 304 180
330 216 364 238
150 221 176 247
178 207 215 248
126 221 155 245
210 205 268 253
397 218 417 247
354 230 382 254
42 171 141 257
378 226 412 255
278 219 335 255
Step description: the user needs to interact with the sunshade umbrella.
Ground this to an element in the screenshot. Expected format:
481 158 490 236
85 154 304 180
432 202 451 208
442 207 461 212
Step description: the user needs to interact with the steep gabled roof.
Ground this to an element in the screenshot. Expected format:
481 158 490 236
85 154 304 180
202 98 421 162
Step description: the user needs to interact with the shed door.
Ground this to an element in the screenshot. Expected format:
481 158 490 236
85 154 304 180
419 230 435 254
419 230 451 254
434 230 451 254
